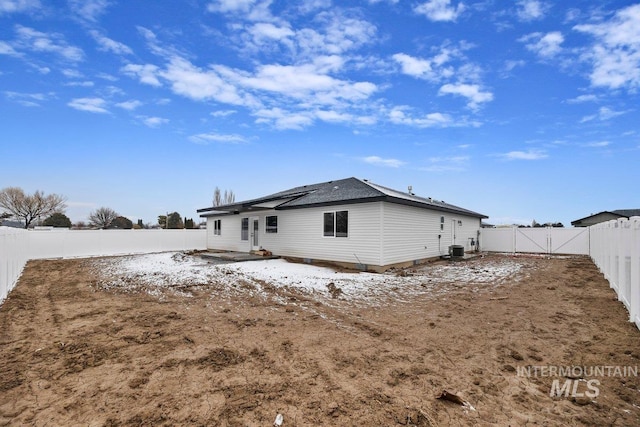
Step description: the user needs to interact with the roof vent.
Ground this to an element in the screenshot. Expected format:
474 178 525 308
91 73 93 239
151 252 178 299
408 185 414 195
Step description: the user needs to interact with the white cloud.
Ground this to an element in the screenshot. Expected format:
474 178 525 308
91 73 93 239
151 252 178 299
211 110 237 117
68 0 110 22
160 57 251 105
520 31 564 58
4 90 47 107
420 155 469 172
14 25 84 61
504 59 526 73
248 22 294 42
585 141 611 147
414 0 465 22
0 40 20 56
207 0 257 14
254 107 314 130
61 68 82 78
498 149 548 160
116 100 142 110
580 106 626 123
298 0 331 13
438 83 493 109
392 49 459 82
516 0 548 22
64 80 94 87
389 107 458 128
315 109 354 123
566 94 598 104
393 53 435 79
139 116 168 128
67 97 109 113
207 0 275 22
574 4 640 90
90 30 133 55
235 60 376 104
121 63 162 87
189 132 248 144
362 155 405 168
0 0 40 14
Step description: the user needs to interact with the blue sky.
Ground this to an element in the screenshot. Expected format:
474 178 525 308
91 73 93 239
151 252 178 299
1 0 639 227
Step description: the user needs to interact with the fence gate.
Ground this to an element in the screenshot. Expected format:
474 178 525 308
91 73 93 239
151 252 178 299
481 227 590 255
549 228 590 255
515 228 549 253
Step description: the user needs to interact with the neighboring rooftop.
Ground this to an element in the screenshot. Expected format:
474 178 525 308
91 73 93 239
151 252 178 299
198 177 487 219
571 209 640 227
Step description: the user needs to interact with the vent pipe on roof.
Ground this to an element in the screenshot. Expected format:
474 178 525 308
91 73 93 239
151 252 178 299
408 185 414 195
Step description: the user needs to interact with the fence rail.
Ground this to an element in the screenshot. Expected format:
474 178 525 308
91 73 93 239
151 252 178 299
0 227 207 304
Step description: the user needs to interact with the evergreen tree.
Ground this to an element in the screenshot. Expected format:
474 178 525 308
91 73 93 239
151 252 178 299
43 212 72 228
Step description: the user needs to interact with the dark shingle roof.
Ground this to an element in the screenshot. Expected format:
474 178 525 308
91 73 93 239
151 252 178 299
571 209 640 226
612 209 640 217
198 177 487 218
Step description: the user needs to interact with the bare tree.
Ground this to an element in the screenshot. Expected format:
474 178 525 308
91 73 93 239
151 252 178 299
224 189 235 204
88 207 119 229
213 187 222 207
213 187 235 206
0 187 67 229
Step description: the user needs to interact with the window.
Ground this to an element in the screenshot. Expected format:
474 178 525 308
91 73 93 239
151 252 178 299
323 210 348 237
213 219 221 235
266 216 278 233
336 211 348 237
241 218 248 240
440 216 445 231
323 213 334 236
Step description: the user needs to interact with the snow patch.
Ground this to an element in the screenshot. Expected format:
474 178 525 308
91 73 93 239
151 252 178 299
90 252 529 303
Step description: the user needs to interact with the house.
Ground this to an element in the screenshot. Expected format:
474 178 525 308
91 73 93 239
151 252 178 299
197 177 488 271
571 209 640 227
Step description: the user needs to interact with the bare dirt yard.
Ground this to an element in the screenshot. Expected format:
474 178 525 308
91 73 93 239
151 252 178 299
1 252 640 426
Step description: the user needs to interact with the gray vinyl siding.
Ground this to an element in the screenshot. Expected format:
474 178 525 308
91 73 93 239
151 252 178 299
380 202 481 265
207 202 383 265
381 203 442 264
206 215 248 252
207 201 482 267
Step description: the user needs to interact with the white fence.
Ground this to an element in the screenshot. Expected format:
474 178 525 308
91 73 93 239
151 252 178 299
482 220 640 330
0 227 207 304
0 227 29 303
480 227 590 255
28 228 207 259
590 217 640 329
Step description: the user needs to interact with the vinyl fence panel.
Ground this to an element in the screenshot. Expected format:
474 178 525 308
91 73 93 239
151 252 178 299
481 227 589 255
589 217 640 328
0 227 29 303
479 228 515 253
28 229 207 260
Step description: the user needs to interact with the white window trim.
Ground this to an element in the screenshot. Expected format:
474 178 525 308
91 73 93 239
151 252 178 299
322 210 349 238
265 215 278 233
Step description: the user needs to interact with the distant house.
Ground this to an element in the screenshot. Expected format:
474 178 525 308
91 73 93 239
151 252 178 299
571 209 640 227
0 219 24 229
198 177 487 271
